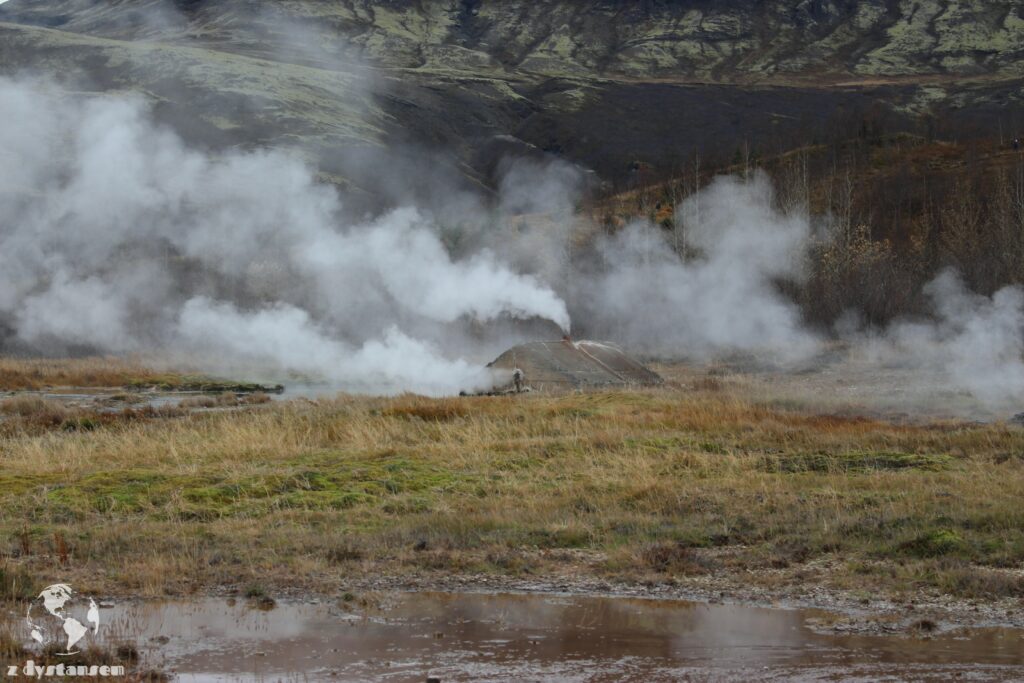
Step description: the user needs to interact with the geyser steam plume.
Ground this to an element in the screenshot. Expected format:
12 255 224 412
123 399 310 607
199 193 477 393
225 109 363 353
0 77 569 395
3 72 1019 407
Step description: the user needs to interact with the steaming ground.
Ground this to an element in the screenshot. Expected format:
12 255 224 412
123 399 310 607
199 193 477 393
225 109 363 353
0 77 570 396
658 349 1018 424
2 75 1024 407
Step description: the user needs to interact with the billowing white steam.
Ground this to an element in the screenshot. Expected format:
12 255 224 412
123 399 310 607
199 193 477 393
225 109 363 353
866 270 1024 406
580 173 819 361
177 300 497 396
3 75 1022 405
0 77 568 395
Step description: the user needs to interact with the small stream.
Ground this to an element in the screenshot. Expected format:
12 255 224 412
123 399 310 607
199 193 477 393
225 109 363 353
80 592 1024 682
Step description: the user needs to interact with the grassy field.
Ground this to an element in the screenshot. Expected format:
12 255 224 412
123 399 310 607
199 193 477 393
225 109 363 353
1 360 1023 606
0 357 283 393
0 357 177 391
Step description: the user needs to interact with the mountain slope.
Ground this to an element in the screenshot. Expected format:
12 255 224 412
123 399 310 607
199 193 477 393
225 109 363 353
6 0 1024 82
1 0 1023 193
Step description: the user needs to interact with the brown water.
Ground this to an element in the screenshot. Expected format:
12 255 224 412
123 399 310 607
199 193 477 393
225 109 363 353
83 593 1024 682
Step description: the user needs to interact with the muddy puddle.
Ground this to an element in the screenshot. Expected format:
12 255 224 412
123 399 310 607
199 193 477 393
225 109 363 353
0 388 189 412
63 592 1024 681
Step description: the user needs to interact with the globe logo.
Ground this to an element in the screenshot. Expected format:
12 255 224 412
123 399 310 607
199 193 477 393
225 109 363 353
25 584 102 656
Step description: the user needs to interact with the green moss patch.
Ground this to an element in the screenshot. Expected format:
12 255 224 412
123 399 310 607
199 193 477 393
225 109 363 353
899 528 969 558
126 375 283 393
10 454 472 523
763 451 954 473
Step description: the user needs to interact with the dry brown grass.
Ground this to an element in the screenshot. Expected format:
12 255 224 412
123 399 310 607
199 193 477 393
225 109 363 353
0 395 67 418
382 396 472 422
177 392 271 409
0 357 276 394
0 622 28 664
0 357 169 391
0 383 1022 602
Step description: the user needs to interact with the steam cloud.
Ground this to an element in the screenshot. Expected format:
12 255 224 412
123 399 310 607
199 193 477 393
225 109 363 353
2 74 1021 404
0 77 568 395
865 271 1024 406
579 174 819 362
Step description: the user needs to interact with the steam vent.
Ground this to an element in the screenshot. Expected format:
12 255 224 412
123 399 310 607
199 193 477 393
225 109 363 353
488 339 663 392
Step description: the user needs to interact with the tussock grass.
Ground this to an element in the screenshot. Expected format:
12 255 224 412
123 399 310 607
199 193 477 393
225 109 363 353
0 623 29 662
382 396 472 422
0 563 38 602
0 406 185 441
0 396 68 419
0 357 279 393
0 385 1022 600
0 358 171 391
178 392 272 409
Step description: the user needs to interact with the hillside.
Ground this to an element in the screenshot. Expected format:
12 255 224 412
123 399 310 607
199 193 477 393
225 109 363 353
6 0 1024 82
1 0 1023 193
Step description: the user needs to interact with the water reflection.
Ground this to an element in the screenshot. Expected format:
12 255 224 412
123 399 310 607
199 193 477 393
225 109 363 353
89 592 1024 682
